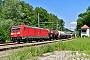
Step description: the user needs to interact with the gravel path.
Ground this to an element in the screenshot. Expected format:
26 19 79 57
38 51 90 60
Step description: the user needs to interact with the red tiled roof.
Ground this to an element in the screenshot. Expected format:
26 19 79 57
81 25 89 28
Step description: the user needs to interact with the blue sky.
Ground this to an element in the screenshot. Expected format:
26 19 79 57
24 0 90 30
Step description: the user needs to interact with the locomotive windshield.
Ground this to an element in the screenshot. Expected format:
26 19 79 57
12 28 20 31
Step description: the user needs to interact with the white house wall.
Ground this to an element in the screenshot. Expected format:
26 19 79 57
81 29 90 37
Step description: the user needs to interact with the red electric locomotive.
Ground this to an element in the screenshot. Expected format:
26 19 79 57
10 25 50 43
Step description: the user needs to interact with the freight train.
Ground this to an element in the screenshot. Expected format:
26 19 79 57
10 25 71 43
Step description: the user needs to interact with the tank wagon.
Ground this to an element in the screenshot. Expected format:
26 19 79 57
58 31 71 39
52 30 59 40
46 30 59 40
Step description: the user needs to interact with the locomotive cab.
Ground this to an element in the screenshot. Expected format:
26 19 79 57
10 25 27 43
11 27 21 36
10 26 21 43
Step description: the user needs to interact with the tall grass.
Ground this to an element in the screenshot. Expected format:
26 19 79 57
0 38 90 60
62 38 90 51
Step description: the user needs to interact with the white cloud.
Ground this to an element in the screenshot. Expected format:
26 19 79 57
65 22 77 31
69 22 77 25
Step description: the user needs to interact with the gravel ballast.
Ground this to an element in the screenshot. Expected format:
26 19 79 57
38 51 90 60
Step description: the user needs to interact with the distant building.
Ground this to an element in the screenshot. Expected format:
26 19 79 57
81 25 90 37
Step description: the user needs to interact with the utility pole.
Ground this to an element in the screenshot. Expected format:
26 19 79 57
57 20 58 30
38 13 40 27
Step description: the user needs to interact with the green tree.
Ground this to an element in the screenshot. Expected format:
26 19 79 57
48 13 65 30
77 6 90 31
34 7 49 28
20 1 33 25
1 0 22 24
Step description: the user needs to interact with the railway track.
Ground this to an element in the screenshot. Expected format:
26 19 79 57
0 38 73 51
0 40 59 51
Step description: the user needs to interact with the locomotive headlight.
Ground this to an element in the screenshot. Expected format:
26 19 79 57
17 32 20 34
11 33 13 35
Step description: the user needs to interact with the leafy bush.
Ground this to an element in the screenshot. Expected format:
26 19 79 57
0 29 7 42
0 19 14 42
82 35 88 38
76 34 80 37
